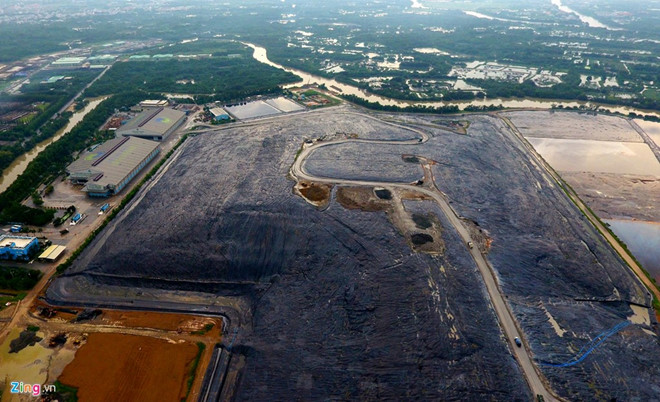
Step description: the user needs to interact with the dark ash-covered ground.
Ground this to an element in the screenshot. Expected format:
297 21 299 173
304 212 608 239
48 107 660 400
49 108 530 400
373 112 660 400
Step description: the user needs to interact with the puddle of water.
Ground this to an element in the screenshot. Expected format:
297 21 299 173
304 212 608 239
0 96 109 193
527 137 660 176
603 219 660 282
0 328 52 386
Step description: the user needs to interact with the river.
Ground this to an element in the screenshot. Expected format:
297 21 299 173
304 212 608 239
245 43 660 119
550 0 612 30
0 96 108 193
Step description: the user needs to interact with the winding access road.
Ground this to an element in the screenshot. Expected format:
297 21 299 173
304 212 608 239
289 113 559 401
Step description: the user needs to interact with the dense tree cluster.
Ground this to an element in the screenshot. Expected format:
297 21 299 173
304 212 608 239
0 266 42 291
85 55 299 100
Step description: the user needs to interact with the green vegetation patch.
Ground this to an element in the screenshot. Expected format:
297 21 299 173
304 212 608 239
86 41 299 101
643 88 660 101
0 266 43 291
51 381 79 402
182 342 206 402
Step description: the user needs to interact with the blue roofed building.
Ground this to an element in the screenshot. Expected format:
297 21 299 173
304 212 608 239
0 235 39 261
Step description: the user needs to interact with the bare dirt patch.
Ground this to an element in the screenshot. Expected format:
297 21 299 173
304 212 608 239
294 180 332 208
58 333 199 402
335 186 389 212
101 310 222 335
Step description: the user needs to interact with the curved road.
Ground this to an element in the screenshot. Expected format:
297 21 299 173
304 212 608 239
289 114 559 401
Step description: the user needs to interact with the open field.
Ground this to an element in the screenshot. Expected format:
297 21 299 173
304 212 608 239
47 107 660 400
58 333 199 402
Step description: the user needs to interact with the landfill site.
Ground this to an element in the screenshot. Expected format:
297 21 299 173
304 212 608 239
46 106 660 400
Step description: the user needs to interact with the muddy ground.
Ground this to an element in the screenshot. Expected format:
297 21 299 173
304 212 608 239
47 107 660 400
58 333 198 402
562 172 660 221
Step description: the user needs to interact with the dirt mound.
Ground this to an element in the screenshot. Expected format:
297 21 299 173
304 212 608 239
336 186 389 211
295 180 332 208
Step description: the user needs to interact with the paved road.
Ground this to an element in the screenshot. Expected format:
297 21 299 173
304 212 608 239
290 114 559 401
55 65 111 116
500 114 660 305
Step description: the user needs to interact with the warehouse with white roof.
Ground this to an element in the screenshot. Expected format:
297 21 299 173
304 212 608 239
67 136 160 197
116 107 186 141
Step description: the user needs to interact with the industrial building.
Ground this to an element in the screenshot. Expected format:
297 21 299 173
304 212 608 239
139 100 169 109
38 244 67 262
0 235 39 261
210 107 231 121
117 107 186 141
50 57 86 68
67 136 160 197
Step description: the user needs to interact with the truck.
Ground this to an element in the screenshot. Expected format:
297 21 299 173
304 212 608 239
70 213 85 225
10 225 22 233
99 203 110 215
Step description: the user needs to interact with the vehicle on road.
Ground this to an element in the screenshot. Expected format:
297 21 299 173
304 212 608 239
99 203 111 215
70 213 86 225
515 337 522 347
467 241 474 249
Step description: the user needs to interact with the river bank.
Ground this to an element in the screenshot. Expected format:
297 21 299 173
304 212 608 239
0 96 109 194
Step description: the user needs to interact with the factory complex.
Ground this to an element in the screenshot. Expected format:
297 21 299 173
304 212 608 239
0 235 39 261
116 107 186 141
67 136 160 197
224 97 305 120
